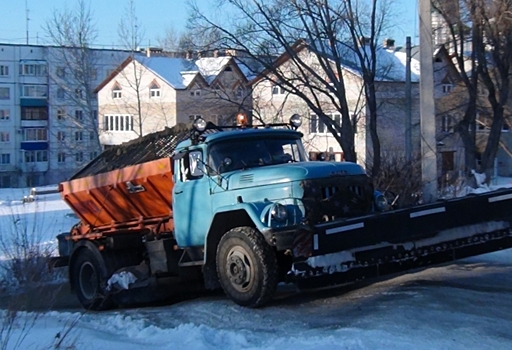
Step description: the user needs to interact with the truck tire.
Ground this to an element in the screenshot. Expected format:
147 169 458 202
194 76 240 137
216 227 278 307
71 248 115 311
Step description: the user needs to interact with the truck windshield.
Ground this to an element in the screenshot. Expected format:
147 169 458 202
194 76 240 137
208 137 307 173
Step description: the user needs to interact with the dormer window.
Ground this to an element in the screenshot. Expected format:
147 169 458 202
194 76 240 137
149 81 161 98
235 85 244 99
112 83 122 99
190 89 201 97
442 84 453 94
272 84 285 95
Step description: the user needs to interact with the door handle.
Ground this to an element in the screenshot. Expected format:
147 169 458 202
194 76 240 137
174 190 183 194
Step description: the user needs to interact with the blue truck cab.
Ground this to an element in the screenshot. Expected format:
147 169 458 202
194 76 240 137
170 116 378 307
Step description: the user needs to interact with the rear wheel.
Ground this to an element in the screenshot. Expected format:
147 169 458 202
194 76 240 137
71 248 115 311
216 227 278 307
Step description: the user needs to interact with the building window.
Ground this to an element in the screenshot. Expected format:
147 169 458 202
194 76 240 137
0 109 9 120
57 153 66 163
21 85 47 98
24 150 48 162
310 113 341 134
89 131 95 140
112 84 122 99
19 63 47 76
235 86 244 99
150 82 161 98
89 68 97 80
75 88 84 99
1 153 10 164
23 128 47 141
189 115 202 122
0 87 9 100
104 114 133 131
441 115 453 133
57 109 66 120
0 65 9 76
75 152 84 162
0 132 10 142
272 84 285 95
91 110 97 121
21 107 48 120
57 88 65 99
190 89 201 97
89 151 98 160
442 84 453 94
75 131 83 141
56 67 65 78
57 131 65 141
75 110 83 121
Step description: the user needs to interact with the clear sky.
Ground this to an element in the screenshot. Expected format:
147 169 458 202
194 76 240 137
0 0 419 48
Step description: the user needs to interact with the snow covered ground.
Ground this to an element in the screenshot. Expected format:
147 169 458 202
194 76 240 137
1 182 512 349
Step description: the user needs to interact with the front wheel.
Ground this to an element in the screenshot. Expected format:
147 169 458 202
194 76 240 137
216 227 278 307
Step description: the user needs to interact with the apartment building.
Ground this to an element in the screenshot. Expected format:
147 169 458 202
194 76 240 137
0 44 128 187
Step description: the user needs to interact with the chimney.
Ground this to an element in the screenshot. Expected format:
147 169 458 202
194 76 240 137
383 38 395 49
146 47 151 57
213 49 218 58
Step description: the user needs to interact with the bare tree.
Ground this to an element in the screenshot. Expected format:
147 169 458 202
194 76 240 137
189 0 398 171
433 0 512 179
44 0 102 170
117 0 147 137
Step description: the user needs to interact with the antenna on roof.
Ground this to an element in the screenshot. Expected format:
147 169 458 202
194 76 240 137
25 0 30 45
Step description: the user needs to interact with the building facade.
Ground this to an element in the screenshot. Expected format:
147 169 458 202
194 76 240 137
0 44 128 187
95 53 252 147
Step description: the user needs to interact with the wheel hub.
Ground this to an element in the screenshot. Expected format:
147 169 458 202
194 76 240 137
79 261 98 300
225 248 253 292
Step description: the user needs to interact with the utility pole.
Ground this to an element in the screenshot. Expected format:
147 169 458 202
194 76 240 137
405 36 412 162
419 0 437 202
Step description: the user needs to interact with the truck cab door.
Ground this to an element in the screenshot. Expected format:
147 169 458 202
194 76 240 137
172 150 212 247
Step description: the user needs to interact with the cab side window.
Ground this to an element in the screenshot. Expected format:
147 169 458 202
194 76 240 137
178 150 204 182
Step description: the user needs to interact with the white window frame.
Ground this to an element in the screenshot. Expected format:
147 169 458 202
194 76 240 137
19 63 47 76
24 150 48 163
0 65 9 76
0 87 10 100
23 128 48 142
442 84 453 94
75 152 84 163
150 88 161 98
0 153 10 164
0 109 9 120
104 114 134 132
441 115 453 133
112 90 122 99
75 110 83 121
21 85 47 98
57 109 66 120
75 131 83 141
272 84 285 95
310 113 341 134
57 152 66 163
0 132 10 142
57 131 66 141
56 67 66 78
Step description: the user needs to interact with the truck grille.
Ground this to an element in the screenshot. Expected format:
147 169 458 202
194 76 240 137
301 175 373 224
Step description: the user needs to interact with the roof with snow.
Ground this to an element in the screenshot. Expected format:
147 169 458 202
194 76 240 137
96 54 254 92
307 41 421 82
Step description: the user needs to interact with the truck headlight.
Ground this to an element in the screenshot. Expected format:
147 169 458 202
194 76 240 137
374 192 390 212
271 203 288 221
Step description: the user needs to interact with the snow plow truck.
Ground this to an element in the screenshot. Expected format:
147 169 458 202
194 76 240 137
54 115 512 310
